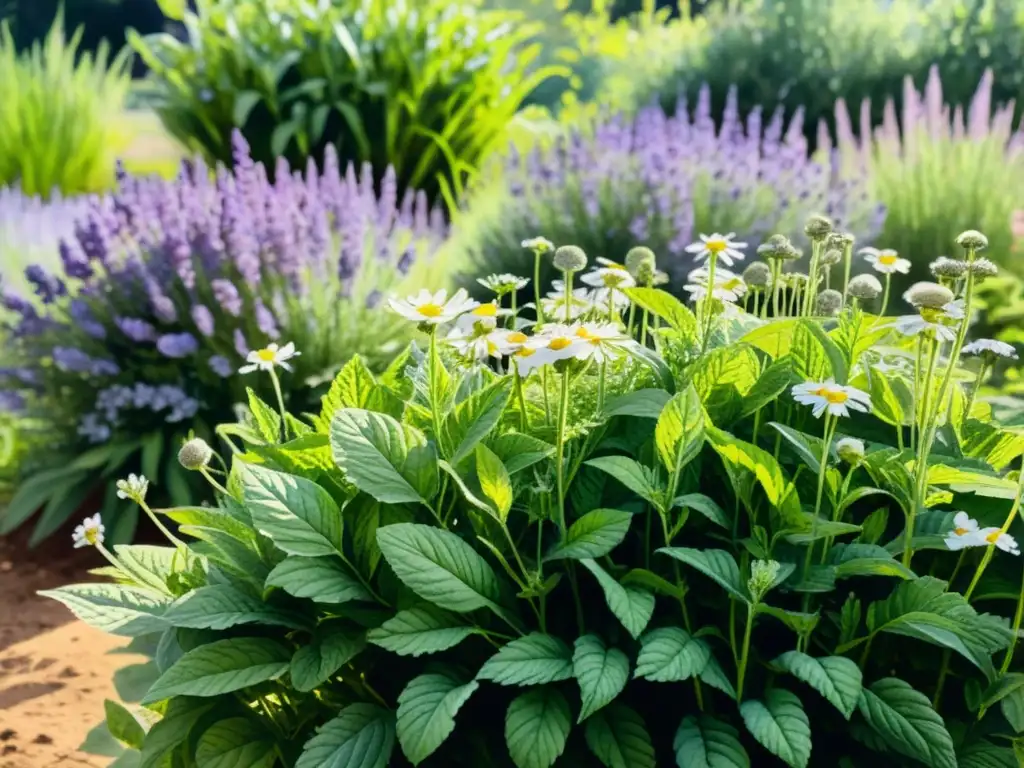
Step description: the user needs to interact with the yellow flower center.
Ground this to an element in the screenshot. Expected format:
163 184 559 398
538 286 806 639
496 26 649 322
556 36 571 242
955 527 970 536
474 303 498 317
986 530 1001 544
417 303 444 318
920 307 943 323
507 332 528 344
813 387 848 404
606 262 627 270
723 278 743 291
516 347 537 358
878 254 898 266
85 528 100 546
602 273 627 287
257 348 277 362
548 337 573 351
576 327 594 339
706 239 728 254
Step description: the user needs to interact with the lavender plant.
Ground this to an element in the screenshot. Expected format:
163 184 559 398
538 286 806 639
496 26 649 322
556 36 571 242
0 132 447 544
47 220 1024 768
457 88 885 296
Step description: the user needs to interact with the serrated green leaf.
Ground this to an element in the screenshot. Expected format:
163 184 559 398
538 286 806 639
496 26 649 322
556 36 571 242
397 672 479 765
138 698 214 768
657 547 749 602
624 287 698 338
265 556 372 604
579 559 654 639
488 433 554 474
247 388 282 443
699 654 737 699
740 689 811 768
40 583 169 637
367 606 475 657
585 456 663 508
635 627 711 683
655 385 705 472
505 688 572 768
980 673 1024 711
573 634 630 722
291 625 366 692
771 651 862 719
241 463 342 557
546 509 632 561
602 388 672 419
673 715 750 768
319 356 379 428
585 703 656 768
195 718 276 768
476 443 513 520
857 677 956 768
1003 688 1024 733
295 703 395 768
445 378 513 464
478 633 573 686
164 584 303 631
104 700 145 750
142 637 291 704
673 494 728 528
956 740 1018 767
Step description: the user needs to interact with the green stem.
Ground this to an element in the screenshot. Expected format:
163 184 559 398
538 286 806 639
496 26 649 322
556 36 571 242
841 242 853 299
563 271 575 323
802 414 836 580
999 562 1024 675
933 649 952 710
140 500 186 549
701 254 718 353
514 373 529 432
639 308 650 347
962 362 988 427
536 520 547 633
199 467 230 498
771 259 782 318
803 240 821 317
880 274 891 316
428 328 444 446
533 252 544 325
555 368 571 539
736 603 755 702
268 368 288 442
906 336 940 568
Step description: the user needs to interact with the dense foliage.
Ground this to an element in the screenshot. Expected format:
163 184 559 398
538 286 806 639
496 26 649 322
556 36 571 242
130 0 560 207
49 223 1024 767
0 13 132 196
0 133 447 544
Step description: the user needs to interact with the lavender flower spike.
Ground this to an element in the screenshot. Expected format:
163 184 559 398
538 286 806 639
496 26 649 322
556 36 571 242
156 333 199 358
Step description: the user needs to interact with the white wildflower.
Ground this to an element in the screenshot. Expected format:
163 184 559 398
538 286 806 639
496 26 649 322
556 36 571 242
238 341 300 374
791 380 872 419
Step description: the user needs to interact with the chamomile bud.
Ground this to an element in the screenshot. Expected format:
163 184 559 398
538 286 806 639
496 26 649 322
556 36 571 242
635 261 656 286
553 245 588 273
955 229 989 251
788 272 809 287
821 249 842 267
826 231 855 251
804 214 833 240
968 257 998 280
816 289 844 317
903 281 955 309
929 256 967 280
847 274 883 300
756 234 793 261
178 437 213 470
742 261 772 288
521 236 554 254
115 473 149 504
625 246 656 277
836 437 865 465
747 559 782 602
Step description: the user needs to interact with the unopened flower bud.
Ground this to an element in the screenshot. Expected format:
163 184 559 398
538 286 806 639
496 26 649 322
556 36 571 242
929 257 966 280
821 249 842 267
521 236 554 254
788 272 809 286
847 274 883 300
804 214 833 240
968 257 998 280
553 245 588 273
816 289 844 317
757 234 793 261
836 437 865 465
826 231 855 251
115 473 149 504
747 559 782 602
625 246 656 277
742 261 772 288
955 230 988 251
635 262 656 286
903 281 954 309
179 437 213 470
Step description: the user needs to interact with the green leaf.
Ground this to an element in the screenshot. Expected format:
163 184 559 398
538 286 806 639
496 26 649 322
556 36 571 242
367 606 475 657
573 634 630 722
241 463 342 557
603 389 672 419
505 688 572 768
980 673 1024 711
164 584 303 630
691 344 760 424
740 689 812 768
0 466 87 533
585 456 663 508
1002 689 1024 733
756 606 820 636
397 672 479 765
247 388 282 442
377 523 503 613
742 359 800 417
154 0 185 21
635 627 711 683
584 704 656 768
477 633 573 686
142 637 291 704
624 287 698 339
546 509 633 561
265 556 372 604
40 583 168 637
579 559 654 639
655 385 706 472
768 423 825 475
856 678 956 768
956 741 1018 768
488 433 555 474
657 548 749 602
330 408 438 504
706 426 801 522
476 444 513 520
295 703 395 768
771 651 862 719
869 373 912 427
291 625 366 692
104 700 145 750
700 654 738 699
320 356 379 427
195 718 276 768
673 715 750 768
346 493 413 580
445 377 513 464
673 494 728 528
137 698 213 768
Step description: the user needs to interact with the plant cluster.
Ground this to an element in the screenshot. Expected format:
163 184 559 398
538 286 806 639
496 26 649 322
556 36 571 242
0 132 448 545
130 0 561 207
48 220 1024 767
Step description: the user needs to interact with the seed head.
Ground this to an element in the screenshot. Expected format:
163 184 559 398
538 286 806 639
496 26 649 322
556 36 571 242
903 281 954 309
815 289 844 317
929 257 966 280
742 261 772 288
826 231 855 251
521 236 554 254
955 230 988 251
178 437 213 470
836 437 865 465
625 246 656 277
788 272 809 286
757 234 793 261
553 245 588 273
747 559 782 602
804 214 833 240
847 274 883 300
968 257 998 280
821 249 842 267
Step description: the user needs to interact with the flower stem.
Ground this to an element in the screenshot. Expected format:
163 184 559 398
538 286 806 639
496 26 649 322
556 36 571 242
199 467 231 498
95 541 125 572
803 413 836 579
880 274 891 316
962 361 988 427
964 464 1024 601
267 368 288 442
563 271 574 323
514 373 529 432
140 500 186 549
428 328 444 447
736 603 755 702
999 563 1024 675
841 241 853 299
533 252 544 325
701 254 717 353
905 336 940 567
555 368 571 539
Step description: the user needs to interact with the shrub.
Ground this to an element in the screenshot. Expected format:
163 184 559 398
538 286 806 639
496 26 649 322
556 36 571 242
0 13 132 196
0 132 447 545
130 0 560 207
48 227 1024 767
456 91 884 295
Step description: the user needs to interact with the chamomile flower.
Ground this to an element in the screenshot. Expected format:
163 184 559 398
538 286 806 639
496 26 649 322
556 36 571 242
521 237 554 254
388 288 478 325
942 299 966 320
72 513 105 549
861 247 911 275
116 473 149 503
685 232 748 267
537 323 588 361
541 287 595 320
944 512 982 551
477 273 530 295
791 380 872 418
239 341 300 374
488 329 531 354
980 528 1021 555
446 328 503 361
454 301 510 333
889 313 958 342
581 263 637 291
683 267 747 302
962 339 1019 360
574 322 632 363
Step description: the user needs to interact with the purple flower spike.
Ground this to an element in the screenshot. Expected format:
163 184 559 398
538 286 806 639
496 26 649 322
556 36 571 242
116 317 157 342
191 305 215 337
156 333 199 358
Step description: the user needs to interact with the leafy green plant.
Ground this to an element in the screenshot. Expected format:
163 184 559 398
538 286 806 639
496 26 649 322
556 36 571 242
130 0 562 207
0 11 132 196
45 225 1024 766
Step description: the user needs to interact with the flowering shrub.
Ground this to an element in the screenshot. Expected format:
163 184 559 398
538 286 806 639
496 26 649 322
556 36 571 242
0 132 447 544
47 220 1024 767
457 91 884 296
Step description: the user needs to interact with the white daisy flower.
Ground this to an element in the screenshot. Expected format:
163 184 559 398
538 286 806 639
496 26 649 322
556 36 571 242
116 473 149 503
446 330 500 361
581 265 637 291
861 247 911 275
511 343 556 376
944 511 983 551
477 274 530 294
537 323 589 362
963 339 1018 360
791 380 872 419
522 237 555 253
541 287 595 321
239 341 301 374
72 513 105 549
488 329 531 354
685 233 748 267
388 288 478 326
943 299 966 320
979 527 1021 555
889 315 957 342
574 322 632 363
683 267 747 302
454 301 510 333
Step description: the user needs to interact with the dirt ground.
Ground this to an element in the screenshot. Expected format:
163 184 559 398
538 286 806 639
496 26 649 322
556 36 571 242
0 528 139 768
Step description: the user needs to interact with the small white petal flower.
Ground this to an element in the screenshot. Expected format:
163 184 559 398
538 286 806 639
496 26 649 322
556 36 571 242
388 288 478 326
541 286 595 320
943 511 982 551
791 380 872 419
942 299 966 320
581 265 637 291
962 339 1018 360
116 473 149 503
536 323 589 362
573 322 632 363
889 315 958 343
238 340 300 374
521 237 555 253
684 267 747 302
979 527 1021 555
861 247 911 275
477 273 530 294
72 513 105 549
454 301 511 333
685 232 748 268
511 344 555 376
